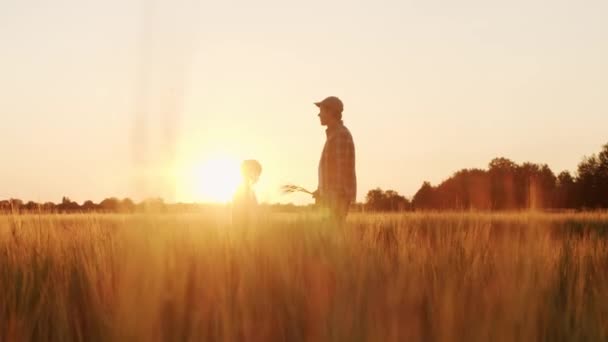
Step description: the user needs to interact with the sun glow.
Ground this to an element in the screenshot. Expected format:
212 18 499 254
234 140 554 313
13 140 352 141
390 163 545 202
177 157 242 203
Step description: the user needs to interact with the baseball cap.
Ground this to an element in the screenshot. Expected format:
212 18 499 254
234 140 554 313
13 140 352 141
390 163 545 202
314 96 344 113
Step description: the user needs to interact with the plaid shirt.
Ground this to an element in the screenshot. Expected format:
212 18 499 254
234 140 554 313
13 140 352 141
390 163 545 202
318 122 357 202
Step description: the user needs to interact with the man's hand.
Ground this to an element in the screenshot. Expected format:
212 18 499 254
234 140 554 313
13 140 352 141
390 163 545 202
312 189 321 205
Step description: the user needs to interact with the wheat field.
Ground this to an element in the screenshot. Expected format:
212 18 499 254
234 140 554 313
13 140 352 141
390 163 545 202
1 211 608 341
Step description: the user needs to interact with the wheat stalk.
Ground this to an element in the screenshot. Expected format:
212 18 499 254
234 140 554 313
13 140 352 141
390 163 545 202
281 184 313 195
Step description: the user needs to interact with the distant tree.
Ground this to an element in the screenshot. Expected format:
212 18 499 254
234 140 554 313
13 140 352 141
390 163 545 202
572 142 608 209
0 200 11 212
120 198 136 213
462 169 491 210
489 157 518 172
23 201 40 212
385 190 411 211
488 157 518 210
365 188 410 211
555 171 577 209
597 143 608 208
99 197 120 212
82 200 97 212
537 164 557 208
42 202 56 212
365 188 385 211
57 197 80 212
412 182 436 210
515 163 556 209
577 155 601 209
9 199 24 212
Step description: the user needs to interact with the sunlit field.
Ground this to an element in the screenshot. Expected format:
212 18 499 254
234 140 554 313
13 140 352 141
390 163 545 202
2 211 608 341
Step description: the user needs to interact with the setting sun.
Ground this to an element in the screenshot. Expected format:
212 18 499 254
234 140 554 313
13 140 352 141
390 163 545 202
177 157 242 203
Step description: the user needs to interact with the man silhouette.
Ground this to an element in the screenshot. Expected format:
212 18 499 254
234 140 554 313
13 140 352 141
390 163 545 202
312 96 356 223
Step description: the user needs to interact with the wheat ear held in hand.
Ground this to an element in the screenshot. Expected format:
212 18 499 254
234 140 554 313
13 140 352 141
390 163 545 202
280 184 313 195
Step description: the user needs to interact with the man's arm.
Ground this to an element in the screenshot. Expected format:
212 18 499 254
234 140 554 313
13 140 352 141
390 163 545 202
332 131 355 200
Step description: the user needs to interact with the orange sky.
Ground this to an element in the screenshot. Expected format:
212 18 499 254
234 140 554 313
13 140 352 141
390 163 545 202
1 0 607 204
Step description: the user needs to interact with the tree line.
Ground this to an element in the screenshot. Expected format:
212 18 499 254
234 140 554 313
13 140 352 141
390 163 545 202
0 197 168 213
410 142 608 210
0 197 321 214
3 142 607 213
363 142 608 211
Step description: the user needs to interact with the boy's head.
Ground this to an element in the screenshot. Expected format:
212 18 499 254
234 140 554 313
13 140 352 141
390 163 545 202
241 159 262 184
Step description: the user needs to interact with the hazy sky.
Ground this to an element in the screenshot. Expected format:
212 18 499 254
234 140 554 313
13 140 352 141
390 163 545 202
1 0 607 204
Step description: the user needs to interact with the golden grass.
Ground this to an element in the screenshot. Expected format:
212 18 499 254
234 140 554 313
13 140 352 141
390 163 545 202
1 211 608 341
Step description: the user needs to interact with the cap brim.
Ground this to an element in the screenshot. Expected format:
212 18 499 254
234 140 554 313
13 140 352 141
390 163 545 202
314 102 322 107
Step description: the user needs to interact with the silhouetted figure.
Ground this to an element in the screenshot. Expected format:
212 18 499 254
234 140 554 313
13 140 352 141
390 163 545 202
232 159 262 225
312 96 356 223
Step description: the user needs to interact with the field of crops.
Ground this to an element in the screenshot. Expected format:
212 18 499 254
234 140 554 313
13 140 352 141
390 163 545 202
2 212 608 341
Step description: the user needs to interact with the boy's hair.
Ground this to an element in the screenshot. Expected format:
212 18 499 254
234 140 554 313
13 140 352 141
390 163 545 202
241 159 262 181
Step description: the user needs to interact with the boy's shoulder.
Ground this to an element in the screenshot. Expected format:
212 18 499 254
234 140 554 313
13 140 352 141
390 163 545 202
233 185 257 205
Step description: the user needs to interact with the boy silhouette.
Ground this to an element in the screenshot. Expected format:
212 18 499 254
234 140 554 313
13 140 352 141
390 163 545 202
232 159 262 224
